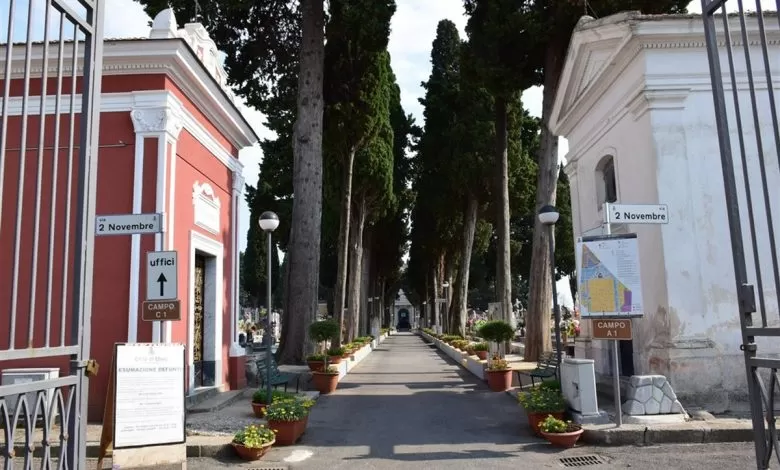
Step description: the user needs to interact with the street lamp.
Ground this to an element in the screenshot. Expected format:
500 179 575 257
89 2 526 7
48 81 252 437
258 211 279 402
440 281 450 334
538 204 562 371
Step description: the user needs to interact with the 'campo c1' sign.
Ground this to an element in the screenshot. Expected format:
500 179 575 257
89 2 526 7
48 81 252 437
142 300 182 321
591 319 633 340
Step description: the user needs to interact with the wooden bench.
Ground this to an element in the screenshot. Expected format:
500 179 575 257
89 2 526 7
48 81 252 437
255 352 301 393
516 351 559 387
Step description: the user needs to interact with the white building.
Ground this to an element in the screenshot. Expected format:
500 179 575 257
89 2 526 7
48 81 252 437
551 11 780 411
393 290 415 330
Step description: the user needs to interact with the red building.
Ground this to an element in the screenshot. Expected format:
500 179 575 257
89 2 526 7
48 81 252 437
0 10 256 421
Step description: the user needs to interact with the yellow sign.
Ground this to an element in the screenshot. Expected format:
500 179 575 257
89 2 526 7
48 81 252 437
587 278 616 312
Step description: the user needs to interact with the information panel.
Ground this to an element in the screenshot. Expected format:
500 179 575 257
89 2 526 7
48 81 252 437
113 343 186 449
577 234 644 318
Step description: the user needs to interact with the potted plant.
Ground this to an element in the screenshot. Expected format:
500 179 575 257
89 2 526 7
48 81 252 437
473 342 489 360
477 320 515 391
312 365 340 394
306 353 326 372
251 389 294 418
231 424 276 460
265 400 309 446
538 415 583 448
517 381 567 436
327 346 345 364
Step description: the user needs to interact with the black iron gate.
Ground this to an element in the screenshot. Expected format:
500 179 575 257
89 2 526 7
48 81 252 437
0 0 104 468
702 1 780 468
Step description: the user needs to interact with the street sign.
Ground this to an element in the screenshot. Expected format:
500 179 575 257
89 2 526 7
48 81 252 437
606 204 669 225
146 251 178 301
141 300 181 321
95 213 163 236
591 318 633 340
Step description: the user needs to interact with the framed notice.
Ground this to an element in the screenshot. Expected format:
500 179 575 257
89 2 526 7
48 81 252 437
113 343 186 449
577 233 644 319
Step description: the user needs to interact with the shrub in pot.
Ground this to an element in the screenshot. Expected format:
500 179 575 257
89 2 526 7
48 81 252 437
538 415 583 448
265 400 309 445
308 319 340 371
473 342 489 360
232 424 276 460
306 353 326 372
327 346 345 364
312 365 340 394
517 381 567 436
477 320 516 391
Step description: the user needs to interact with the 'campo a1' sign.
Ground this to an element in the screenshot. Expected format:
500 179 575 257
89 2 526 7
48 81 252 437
591 319 633 340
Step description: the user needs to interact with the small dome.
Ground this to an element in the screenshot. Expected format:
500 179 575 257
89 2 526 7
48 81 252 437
150 8 178 39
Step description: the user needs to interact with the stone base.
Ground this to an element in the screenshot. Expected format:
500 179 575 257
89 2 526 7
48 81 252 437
228 355 247 390
113 443 186 468
570 409 611 425
623 413 688 425
623 375 685 416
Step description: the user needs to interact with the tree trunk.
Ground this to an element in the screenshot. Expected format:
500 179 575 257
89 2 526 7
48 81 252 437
333 147 357 347
346 196 367 342
277 0 325 364
450 194 478 337
494 97 513 329
431 268 440 333
525 40 565 362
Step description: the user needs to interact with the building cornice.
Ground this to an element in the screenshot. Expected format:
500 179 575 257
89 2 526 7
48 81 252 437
551 14 780 138
0 38 258 153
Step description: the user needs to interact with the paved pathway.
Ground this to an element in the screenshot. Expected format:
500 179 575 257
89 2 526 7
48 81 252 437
275 332 546 469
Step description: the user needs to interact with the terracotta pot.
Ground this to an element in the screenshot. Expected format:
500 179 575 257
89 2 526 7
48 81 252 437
541 428 583 448
476 351 488 360
268 419 304 446
307 360 325 372
527 412 565 437
232 440 274 460
312 372 339 394
328 355 343 364
485 369 513 392
295 415 309 437
251 402 267 418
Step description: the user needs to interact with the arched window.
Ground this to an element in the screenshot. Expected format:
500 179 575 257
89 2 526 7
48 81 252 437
596 156 618 206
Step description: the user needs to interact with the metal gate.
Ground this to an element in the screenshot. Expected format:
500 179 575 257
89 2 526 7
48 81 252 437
0 0 104 468
702 1 780 468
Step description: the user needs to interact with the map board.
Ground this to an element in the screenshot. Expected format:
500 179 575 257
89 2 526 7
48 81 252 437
577 234 643 318
113 343 186 449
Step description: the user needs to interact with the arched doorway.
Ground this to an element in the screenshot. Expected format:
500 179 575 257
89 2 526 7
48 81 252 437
397 308 411 331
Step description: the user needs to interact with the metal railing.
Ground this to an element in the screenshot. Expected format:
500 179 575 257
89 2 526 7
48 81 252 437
0 0 104 468
701 1 780 468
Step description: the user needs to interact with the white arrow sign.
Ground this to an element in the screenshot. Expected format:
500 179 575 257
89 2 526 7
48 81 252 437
607 204 669 225
146 251 178 301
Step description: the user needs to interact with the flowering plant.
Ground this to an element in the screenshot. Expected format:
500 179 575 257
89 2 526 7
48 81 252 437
232 424 275 448
264 400 308 422
561 319 580 337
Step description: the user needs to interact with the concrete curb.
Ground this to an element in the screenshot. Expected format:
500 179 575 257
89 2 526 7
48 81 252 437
505 388 754 446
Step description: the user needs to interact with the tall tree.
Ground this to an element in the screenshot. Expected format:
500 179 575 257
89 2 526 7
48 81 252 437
523 0 689 361
323 0 396 346
407 20 463 333
137 0 325 363
463 0 543 333
346 50 396 340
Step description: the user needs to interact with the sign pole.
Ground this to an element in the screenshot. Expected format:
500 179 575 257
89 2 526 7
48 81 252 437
603 203 623 427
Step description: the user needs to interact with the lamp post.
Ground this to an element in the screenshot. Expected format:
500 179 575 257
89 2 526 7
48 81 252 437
258 211 279 403
538 205 562 370
441 281 449 334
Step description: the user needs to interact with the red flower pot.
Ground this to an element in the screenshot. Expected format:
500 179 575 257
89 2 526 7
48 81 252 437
268 419 304 446
251 402 267 418
476 351 488 360
541 428 584 448
527 412 565 437
485 369 512 392
307 360 325 372
328 355 343 364
312 372 339 395
232 441 274 460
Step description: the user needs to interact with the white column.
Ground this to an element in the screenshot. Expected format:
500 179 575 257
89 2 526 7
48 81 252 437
129 105 183 344
229 169 245 357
